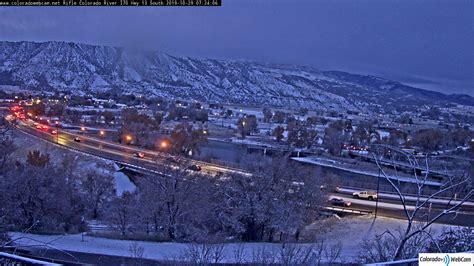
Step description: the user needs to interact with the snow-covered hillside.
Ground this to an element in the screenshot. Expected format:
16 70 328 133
0 41 472 111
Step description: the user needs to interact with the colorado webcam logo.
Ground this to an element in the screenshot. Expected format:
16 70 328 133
419 253 473 266
444 254 450 266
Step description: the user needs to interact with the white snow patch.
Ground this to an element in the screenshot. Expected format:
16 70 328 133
113 172 136 196
9 216 459 263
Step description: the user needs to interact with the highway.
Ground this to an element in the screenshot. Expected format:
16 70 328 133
328 192 474 226
15 119 247 177
11 118 474 226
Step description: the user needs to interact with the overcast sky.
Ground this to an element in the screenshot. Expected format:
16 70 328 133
0 0 472 95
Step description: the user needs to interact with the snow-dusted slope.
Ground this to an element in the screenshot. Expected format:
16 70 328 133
0 41 472 111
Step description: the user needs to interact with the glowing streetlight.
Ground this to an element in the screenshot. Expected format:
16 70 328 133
203 130 208 134
80 126 86 132
99 130 105 136
161 141 168 148
126 135 132 142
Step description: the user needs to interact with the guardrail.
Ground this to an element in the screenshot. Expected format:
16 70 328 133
87 225 115 232
322 206 373 215
337 186 474 206
16 123 247 178
47 123 250 175
0 252 61 266
15 125 164 175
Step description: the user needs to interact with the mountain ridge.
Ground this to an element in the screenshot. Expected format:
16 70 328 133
0 40 472 112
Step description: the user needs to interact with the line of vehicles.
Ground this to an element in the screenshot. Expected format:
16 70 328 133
72 137 203 171
9 104 381 203
329 190 378 208
9 104 206 173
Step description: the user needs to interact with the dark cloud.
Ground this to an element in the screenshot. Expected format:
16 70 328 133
0 0 472 95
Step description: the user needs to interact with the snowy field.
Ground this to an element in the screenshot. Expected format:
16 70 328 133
9 216 458 263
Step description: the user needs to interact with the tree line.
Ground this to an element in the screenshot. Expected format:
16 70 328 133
105 157 327 243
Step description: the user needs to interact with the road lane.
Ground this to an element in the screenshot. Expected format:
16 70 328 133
13 119 474 226
328 194 474 226
17 120 239 176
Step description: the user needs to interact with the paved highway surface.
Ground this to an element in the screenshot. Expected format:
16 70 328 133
12 118 474 226
16 119 245 177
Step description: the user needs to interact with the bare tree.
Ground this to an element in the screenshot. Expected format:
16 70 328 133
369 145 473 261
183 243 226 264
106 191 137 236
217 157 325 242
237 115 258 138
277 241 342 265
251 246 277 264
136 167 212 241
26 150 50 168
273 125 285 142
232 243 246 264
358 226 432 263
249 241 342 265
1 165 86 233
0 116 15 171
81 170 116 219
429 226 474 253
128 242 145 258
170 122 207 157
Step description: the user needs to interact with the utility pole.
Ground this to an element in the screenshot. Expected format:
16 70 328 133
375 167 381 218
55 121 59 144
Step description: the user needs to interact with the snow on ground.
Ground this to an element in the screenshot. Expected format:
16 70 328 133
376 129 390 139
304 215 456 262
226 106 263 118
9 216 458 263
11 129 109 170
12 128 133 196
292 156 442 186
230 137 275 147
113 171 136 196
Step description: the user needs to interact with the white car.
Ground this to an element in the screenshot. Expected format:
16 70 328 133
352 191 378 200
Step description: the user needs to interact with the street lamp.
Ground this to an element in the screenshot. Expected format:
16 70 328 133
160 141 168 148
53 121 60 143
99 130 105 137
